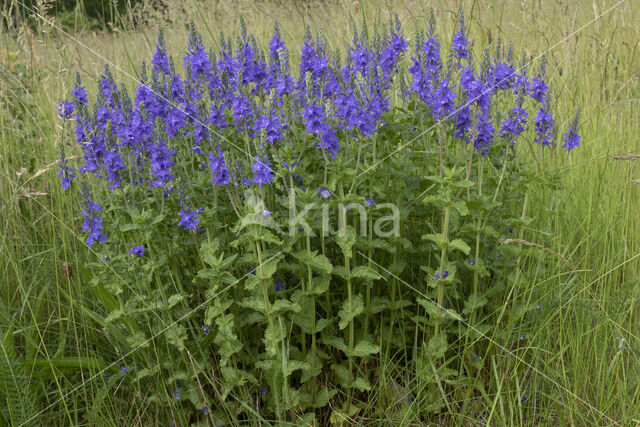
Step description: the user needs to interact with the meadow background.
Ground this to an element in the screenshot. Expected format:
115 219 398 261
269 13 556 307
0 0 639 425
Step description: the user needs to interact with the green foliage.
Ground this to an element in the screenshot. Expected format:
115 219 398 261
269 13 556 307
1 1 639 425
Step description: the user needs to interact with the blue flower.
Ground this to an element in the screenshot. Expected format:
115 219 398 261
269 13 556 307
57 146 76 191
260 387 267 398
519 333 525 340
528 58 548 103
173 389 181 400
120 367 128 374
473 112 495 155
72 74 88 105
469 259 475 265
148 140 176 189
178 208 204 231
534 103 554 146
202 325 210 335
453 102 472 140
130 245 145 256
317 187 331 199
81 190 107 247
57 100 75 119
451 11 470 61
184 27 211 80
202 406 209 414
255 111 286 144
249 157 274 187
104 149 125 189
275 281 283 292
434 271 449 279
151 30 171 75
208 150 231 187
563 111 581 151
528 75 548 103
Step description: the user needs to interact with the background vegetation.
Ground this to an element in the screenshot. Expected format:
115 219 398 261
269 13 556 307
0 0 639 425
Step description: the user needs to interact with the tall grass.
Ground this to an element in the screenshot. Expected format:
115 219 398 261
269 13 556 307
1 0 638 424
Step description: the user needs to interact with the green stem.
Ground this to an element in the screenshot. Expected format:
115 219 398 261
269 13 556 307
254 233 287 418
434 201 450 339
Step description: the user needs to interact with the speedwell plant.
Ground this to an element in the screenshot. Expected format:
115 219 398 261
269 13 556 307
57 9 581 424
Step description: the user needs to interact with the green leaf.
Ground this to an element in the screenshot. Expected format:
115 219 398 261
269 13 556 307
336 226 357 258
330 364 350 387
370 296 390 314
284 360 309 377
351 376 372 391
422 233 445 248
338 294 364 330
416 298 460 320
424 334 447 359
454 179 474 188
271 299 301 315
313 387 337 408
350 266 382 281
349 339 380 357
450 200 469 216
238 297 267 315
134 366 159 381
119 223 141 232
125 331 149 350
322 336 348 354
166 325 187 351
449 239 471 255
292 250 333 274
263 321 285 356
462 294 488 314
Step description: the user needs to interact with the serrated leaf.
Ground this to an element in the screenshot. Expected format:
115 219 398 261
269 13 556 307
263 321 285 356
418 297 460 321
292 250 333 274
351 266 382 281
134 366 159 381
119 223 141 232
424 334 447 359
454 179 474 188
449 239 471 255
330 364 350 387
370 296 390 314
351 376 372 391
284 360 309 377
238 297 267 314
336 226 357 258
451 200 469 216
423 194 444 207
349 339 380 357
166 325 187 351
313 387 337 408
422 233 445 248
462 294 488 314
125 331 149 350
338 294 364 330
271 299 301 315
322 336 348 353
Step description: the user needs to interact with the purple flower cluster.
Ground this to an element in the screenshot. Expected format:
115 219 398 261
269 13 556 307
81 189 107 247
57 145 76 191
58 15 581 250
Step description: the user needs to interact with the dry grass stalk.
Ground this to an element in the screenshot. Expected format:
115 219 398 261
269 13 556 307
499 238 575 268
611 153 640 161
